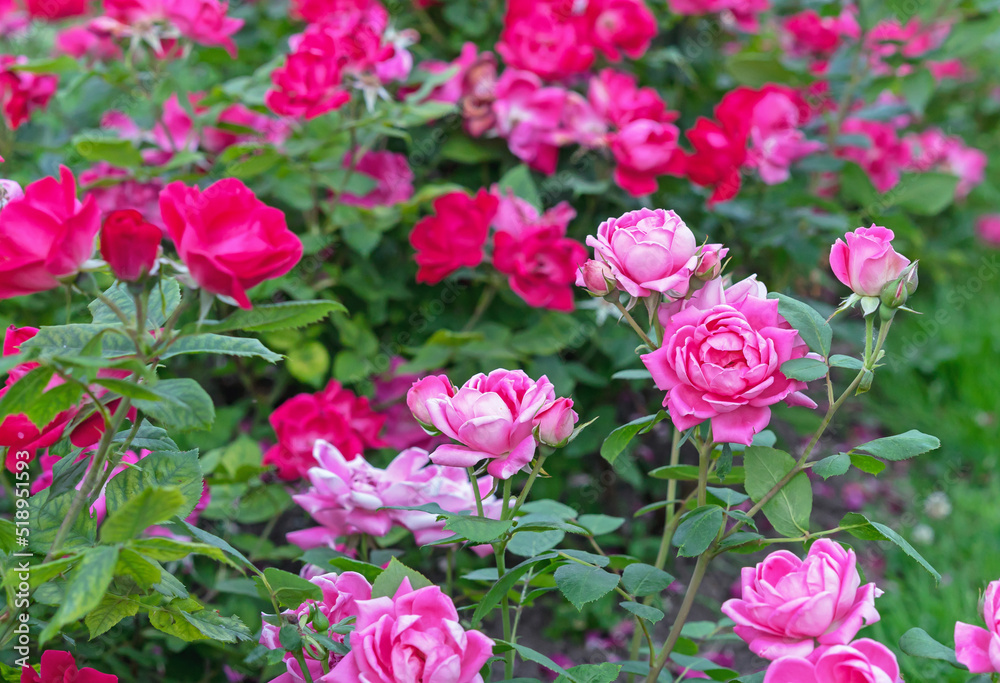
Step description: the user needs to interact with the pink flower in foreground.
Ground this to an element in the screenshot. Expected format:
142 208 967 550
21 650 116 683
764 639 902 683
580 208 704 299
0 166 100 299
722 540 882 660
976 215 1000 248
407 369 578 479
330 578 494 683
0 55 58 130
829 226 911 298
642 276 816 445
259 571 372 682
339 150 414 208
264 380 386 481
955 580 1000 673
159 178 302 309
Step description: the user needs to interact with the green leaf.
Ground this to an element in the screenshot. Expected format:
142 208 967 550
673 506 724 557
0 366 55 424
497 164 541 211
555 564 620 610
849 453 886 475
601 412 666 464
505 642 578 681
901 69 935 115
92 378 160 401
40 546 119 644
555 663 622 683
471 554 556 626
24 382 82 429
620 602 665 624
812 453 851 479
508 529 565 557
705 486 749 506
188 300 346 334
114 421 179 452
18 324 133 359
255 567 322 609
648 465 745 484
716 443 733 482
898 627 962 667
577 515 625 536
727 54 800 88
830 354 864 370
86 594 140 638
73 136 143 167
851 430 940 462
780 357 829 382
744 446 812 537
167 518 255 570
131 538 230 565
767 293 832 356
890 172 959 216
114 547 163 588
840 512 940 580
179 610 252 642
90 280 181 328
28 489 96 553
101 486 187 543
621 563 674 597
11 55 80 74
132 379 216 431
104 450 204 520
439 135 505 163
369 557 433 599
443 515 513 544
160 334 282 363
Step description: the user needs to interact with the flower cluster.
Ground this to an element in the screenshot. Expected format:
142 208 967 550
288 441 504 553
407 368 578 480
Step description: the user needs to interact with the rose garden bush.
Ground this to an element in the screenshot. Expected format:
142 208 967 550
0 0 998 681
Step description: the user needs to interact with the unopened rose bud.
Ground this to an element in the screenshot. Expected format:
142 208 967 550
406 375 454 427
830 225 911 297
101 209 161 282
535 397 578 447
0 179 23 209
310 608 330 632
879 260 919 309
695 244 728 280
578 259 615 296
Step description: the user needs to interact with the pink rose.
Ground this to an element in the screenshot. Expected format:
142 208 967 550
24 0 89 20
0 55 58 130
200 104 290 154
829 225 911 297
588 69 678 129
374 359 449 451
837 118 911 193
330 579 494 683
954 579 1000 673
642 276 817 444
781 9 860 58
264 380 386 481
582 208 700 299
409 369 576 479
611 119 683 196
977 215 1000 248
493 224 588 312
0 179 23 207
764 639 902 683
259 571 372 682
667 0 770 31
55 23 123 62
339 150 414 208
579 259 614 296
722 540 883 660
490 187 575 238
535 397 576 446
0 166 100 299
407 374 456 426
587 0 657 61
166 0 243 56
80 164 163 223
159 178 302 309
745 88 823 185
265 24 350 120
492 69 566 175
496 1 594 81
409 190 497 285
904 128 986 199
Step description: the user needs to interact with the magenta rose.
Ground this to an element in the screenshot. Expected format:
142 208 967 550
643 276 816 445
265 23 350 119
330 578 494 683
0 166 100 299
407 369 578 479
722 540 883 661
259 571 371 683
955 579 1000 673
493 224 588 313
829 225 911 297
21 650 117 683
764 639 902 683
159 178 302 309
610 119 682 197
583 208 702 300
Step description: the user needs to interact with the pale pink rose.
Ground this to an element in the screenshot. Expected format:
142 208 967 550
492 69 566 175
374 28 418 84
829 225 911 297
764 639 902 683
259 571 372 682
579 259 614 296
581 208 700 299
329 578 494 682
610 119 682 197
977 215 1000 248
339 150 414 208
0 178 23 207
955 580 1000 673
554 91 608 149
55 23 123 62
408 369 576 479
414 41 479 105
722 540 883 660
643 275 817 444
904 128 985 199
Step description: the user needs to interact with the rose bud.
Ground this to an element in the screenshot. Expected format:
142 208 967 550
880 260 919 309
100 209 161 282
405 374 455 428
578 259 615 296
829 225 910 297
535 397 578 447
694 243 729 280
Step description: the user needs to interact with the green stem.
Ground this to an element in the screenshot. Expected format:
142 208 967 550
863 314 874 367
510 453 548 516
495 542 514 678
645 553 711 683
467 468 485 518
501 477 513 521
461 282 497 333
696 439 712 508
654 429 683 570
611 299 657 349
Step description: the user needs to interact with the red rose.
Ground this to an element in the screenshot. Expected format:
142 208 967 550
159 178 302 309
264 380 387 480
0 166 100 299
265 24 350 119
493 225 587 312
409 190 498 285
21 650 116 683
100 209 161 282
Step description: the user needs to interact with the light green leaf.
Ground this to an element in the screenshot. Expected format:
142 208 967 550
673 506 724 557
898 627 962 667
601 412 666 464
254 567 322 609
768 293 832 356
443 515 513 544
840 513 939 581
555 663 622 683
576 514 625 536
28 489 96 553
554 564 620 610
780 357 829 382
132 379 216 431
187 300 346 334
620 602 665 624
744 446 812 537
40 546 119 644
86 594 140 638
90 280 181 328
73 136 143 167
812 452 851 479
131 538 230 565
101 486 187 543
471 554 556 626
114 547 163 588
649 465 745 484
497 164 541 211
104 450 203 520
851 430 940 462
621 563 674 597
161 334 282 363
369 557 433 599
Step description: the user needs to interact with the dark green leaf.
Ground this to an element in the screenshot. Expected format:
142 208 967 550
86 594 139 638
101 486 186 543
161 334 282 363
554 564 620 610
621 563 674 597
898 627 962 667
40 546 119 644
620 602 664 624
767 293 832 356
255 567 322 609
673 506 724 557
744 446 812 537
812 453 851 479
780 357 829 382
851 430 940 462
104 450 203 520
187 300 346 334
132 379 216 431
840 513 940 581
